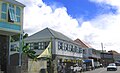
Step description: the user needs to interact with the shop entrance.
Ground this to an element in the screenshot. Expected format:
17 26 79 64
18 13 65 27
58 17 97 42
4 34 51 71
0 35 9 73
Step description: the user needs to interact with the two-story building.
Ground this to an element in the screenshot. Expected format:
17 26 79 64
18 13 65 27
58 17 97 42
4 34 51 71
74 39 101 70
0 0 25 73
25 28 83 73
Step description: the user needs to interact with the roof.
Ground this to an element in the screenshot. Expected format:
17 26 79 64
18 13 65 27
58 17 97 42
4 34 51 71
108 50 120 54
25 27 73 42
74 38 92 48
3 0 25 7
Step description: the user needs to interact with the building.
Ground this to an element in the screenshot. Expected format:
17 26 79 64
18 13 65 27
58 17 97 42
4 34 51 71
100 50 120 67
108 50 120 65
0 0 25 73
100 52 114 67
25 28 83 73
74 39 101 70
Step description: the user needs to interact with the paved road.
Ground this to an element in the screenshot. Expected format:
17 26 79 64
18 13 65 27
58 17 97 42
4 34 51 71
83 66 120 73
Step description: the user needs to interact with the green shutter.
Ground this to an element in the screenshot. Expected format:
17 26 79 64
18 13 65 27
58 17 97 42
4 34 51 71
1 13 7 19
16 7 21 16
1 3 7 19
16 17 20 22
2 3 7 12
8 4 17 22
16 7 21 22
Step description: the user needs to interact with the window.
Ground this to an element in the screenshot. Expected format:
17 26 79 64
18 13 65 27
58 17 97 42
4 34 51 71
70 45 73 52
1 3 21 23
44 42 49 49
33 42 39 49
83 49 86 54
64 43 68 51
16 7 21 22
39 42 44 50
68 45 71 51
75 46 79 53
58 41 63 50
29 43 33 49
8 4 16 22
74 46 77 52
79 47 82 53
1 3 7 19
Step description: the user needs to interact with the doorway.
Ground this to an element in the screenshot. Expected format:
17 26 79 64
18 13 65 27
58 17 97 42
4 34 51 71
0 35 9 73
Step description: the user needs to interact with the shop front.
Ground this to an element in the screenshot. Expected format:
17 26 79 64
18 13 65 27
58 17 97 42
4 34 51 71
55 55 83 73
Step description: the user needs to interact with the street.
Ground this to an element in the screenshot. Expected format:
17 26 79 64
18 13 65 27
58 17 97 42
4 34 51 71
83 66 120 73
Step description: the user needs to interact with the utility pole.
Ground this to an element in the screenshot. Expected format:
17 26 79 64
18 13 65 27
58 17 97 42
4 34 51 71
101 43 103 53
101 42 105 67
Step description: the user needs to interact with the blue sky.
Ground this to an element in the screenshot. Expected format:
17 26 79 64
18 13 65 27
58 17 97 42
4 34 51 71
17 0 120 52
42 0 117 20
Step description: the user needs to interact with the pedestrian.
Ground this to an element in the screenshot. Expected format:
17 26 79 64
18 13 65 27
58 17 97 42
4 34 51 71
61 63 66 73
57 64 62 73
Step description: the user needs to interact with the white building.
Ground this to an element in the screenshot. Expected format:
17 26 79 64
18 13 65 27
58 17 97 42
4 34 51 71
25 27 83 73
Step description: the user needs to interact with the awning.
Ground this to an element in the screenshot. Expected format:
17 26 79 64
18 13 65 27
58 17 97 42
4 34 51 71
63 59 82 63
83 60 92 63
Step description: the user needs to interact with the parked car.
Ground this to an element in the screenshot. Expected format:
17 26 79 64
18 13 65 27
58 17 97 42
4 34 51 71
73 66 82 72
107 63 117 71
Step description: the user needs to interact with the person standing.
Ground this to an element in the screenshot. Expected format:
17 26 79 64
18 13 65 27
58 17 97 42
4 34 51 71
57 64 62 73
61 63 66 73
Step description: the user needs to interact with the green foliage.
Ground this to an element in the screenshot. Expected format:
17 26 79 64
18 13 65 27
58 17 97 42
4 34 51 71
11 33 28 42
22 41 38 61
11 33 38 61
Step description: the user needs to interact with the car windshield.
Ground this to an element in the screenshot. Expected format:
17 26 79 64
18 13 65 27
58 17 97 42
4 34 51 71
109 63 116 66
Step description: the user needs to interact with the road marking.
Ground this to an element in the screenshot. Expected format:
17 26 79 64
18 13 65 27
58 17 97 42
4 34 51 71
98 68 106 73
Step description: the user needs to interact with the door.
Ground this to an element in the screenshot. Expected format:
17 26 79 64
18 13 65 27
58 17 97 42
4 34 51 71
0 35 9 73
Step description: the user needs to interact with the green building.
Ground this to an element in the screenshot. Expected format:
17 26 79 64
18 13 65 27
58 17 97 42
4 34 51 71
0 0 25 73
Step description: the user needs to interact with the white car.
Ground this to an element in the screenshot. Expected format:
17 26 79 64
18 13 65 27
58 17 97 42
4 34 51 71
73 66 82 72
107 63 117 71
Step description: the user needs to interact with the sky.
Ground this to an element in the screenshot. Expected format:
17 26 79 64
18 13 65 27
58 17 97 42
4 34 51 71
17 0 120 52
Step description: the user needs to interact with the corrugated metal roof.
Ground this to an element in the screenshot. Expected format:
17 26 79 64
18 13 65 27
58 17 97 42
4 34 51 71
25 28 73 42
3 0 25 7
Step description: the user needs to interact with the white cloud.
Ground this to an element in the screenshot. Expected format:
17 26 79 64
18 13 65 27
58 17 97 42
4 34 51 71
17 0 120 52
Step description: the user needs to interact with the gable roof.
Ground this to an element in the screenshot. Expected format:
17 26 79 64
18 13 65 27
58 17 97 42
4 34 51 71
25 28 73 42
74 38 92 48
3 0 25 7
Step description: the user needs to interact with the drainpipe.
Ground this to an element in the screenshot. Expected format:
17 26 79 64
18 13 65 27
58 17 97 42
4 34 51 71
19 33 23 66
8 36 11 65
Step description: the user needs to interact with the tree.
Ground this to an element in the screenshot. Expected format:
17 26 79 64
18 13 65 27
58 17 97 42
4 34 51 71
11 33 28 42
22 41 38 61
11 33 37 60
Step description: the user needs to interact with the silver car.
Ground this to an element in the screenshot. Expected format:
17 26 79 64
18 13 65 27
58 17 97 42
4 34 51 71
107 63 117 71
